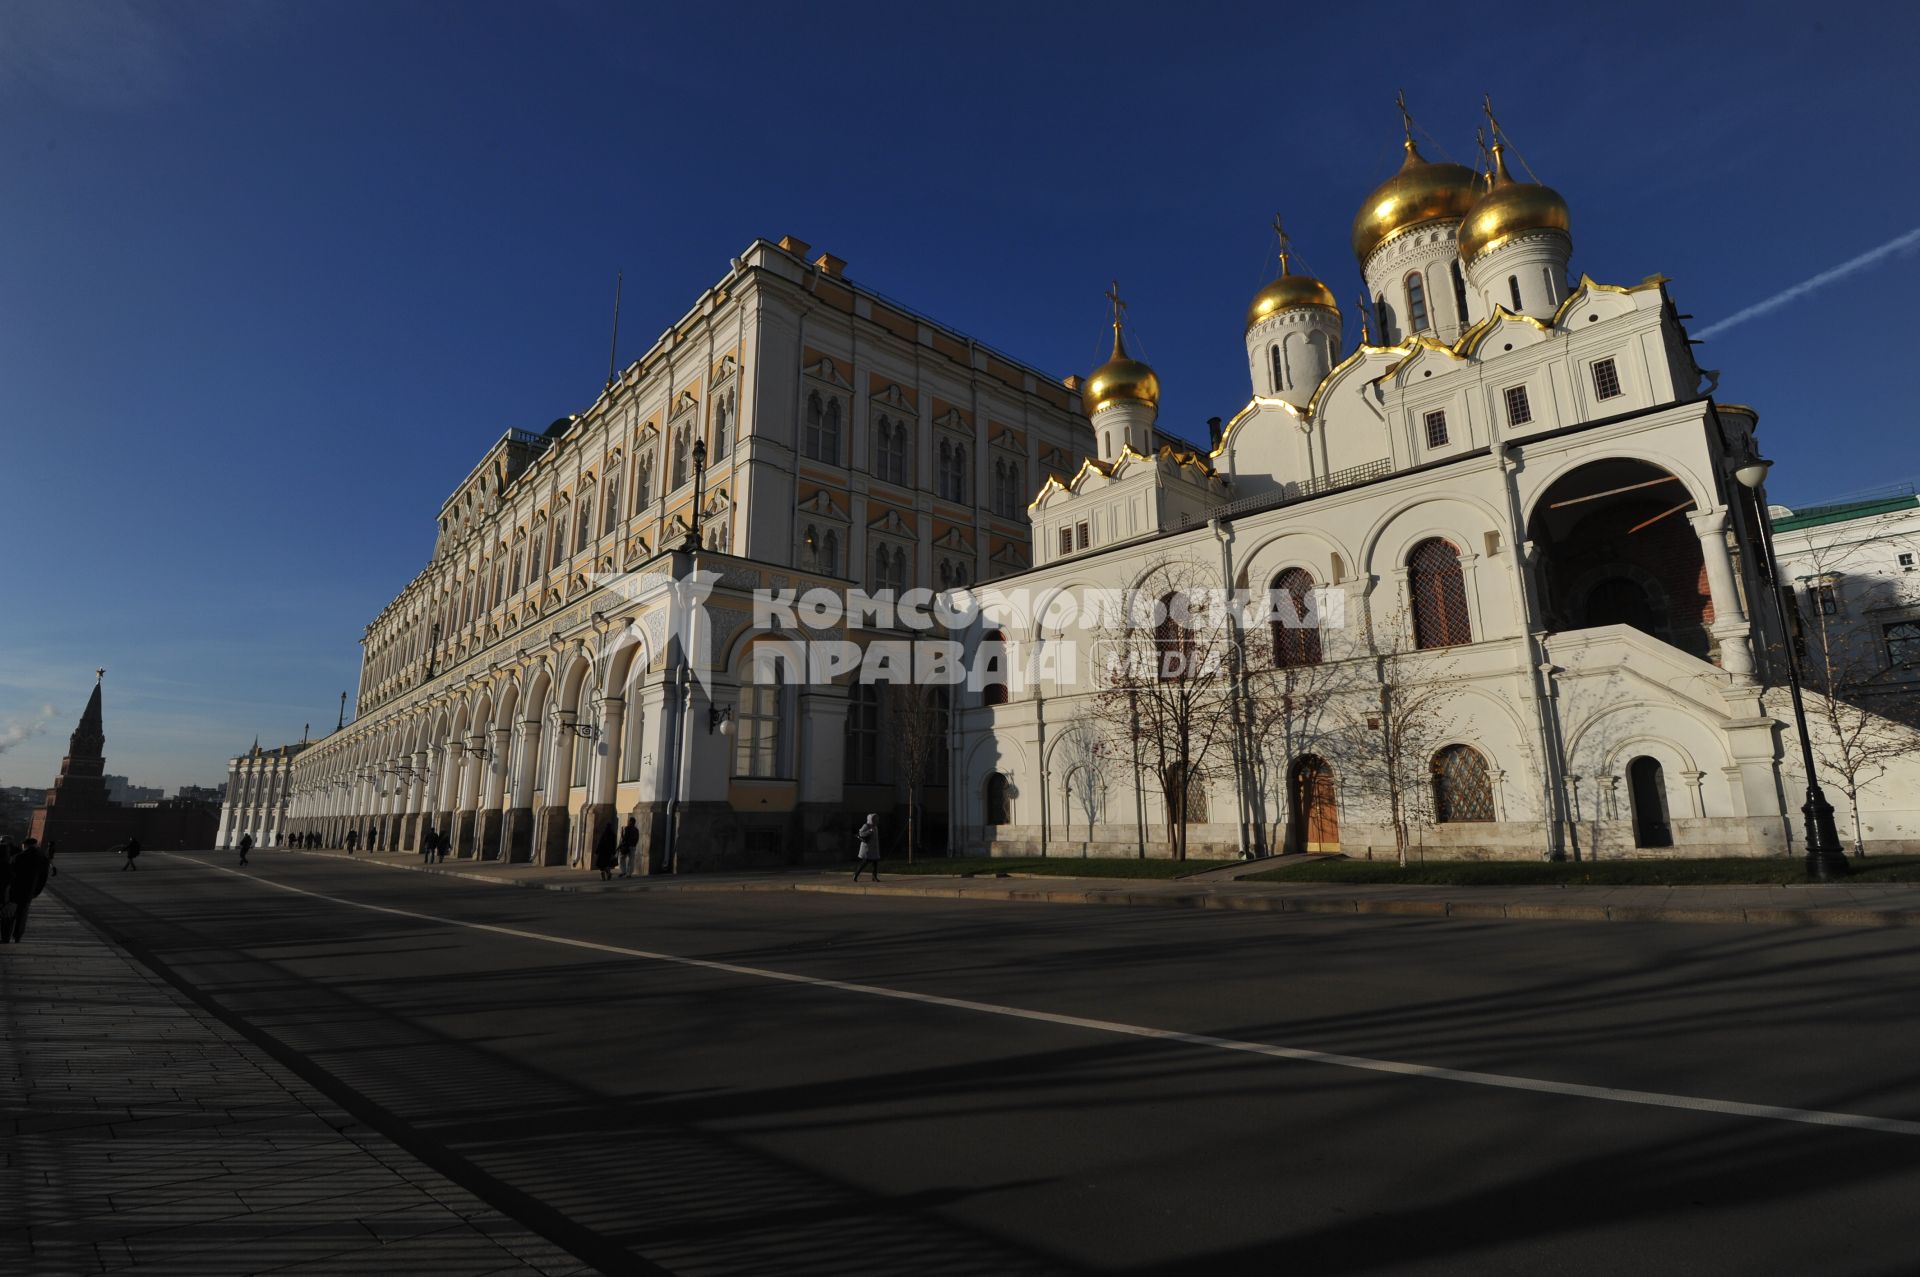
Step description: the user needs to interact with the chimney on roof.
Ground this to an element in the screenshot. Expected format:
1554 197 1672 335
813 253 846 279
777 236 812 258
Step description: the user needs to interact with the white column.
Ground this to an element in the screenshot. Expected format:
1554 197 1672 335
1689 507 1755 678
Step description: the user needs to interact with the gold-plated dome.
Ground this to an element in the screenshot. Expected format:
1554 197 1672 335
1246 258 1338 330
1350 138 1480 266
1456 144 1569 263
1083 325 1160 416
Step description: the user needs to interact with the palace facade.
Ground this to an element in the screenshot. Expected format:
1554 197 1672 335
285 238 1094 867
216 740 308 848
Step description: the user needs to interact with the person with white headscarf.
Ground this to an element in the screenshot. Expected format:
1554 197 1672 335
853 813 881 881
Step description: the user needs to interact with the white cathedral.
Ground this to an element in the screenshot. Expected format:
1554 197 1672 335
955 111 1920 861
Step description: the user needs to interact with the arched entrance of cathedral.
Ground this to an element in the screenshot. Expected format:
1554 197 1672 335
1526 459 1711 659
1289 755 1339 853
1627 756 1673 848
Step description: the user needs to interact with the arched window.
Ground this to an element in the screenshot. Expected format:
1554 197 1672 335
823 528 840 576
1508 275 1523 311
1541 267 1555 306
981 629 1008 705
1103 432 1112 456
984 773 1010 825
713 392 732 459
734 684 789 777
804 523 820 571
1155 592 1194 682
576 495 593 552
572 678 598 788
1450 260 1470 325
671 424 691 488
634 449 653 511
604 468 621 534
551 511 569 569
804 392 824 459
527 529 544 582
1269 567 1322 667
1408 538 1472 649
1628 756 1673 847
1375 293 1395 342
1432 744 1494 822
619 690 644 782
1405 272 1429 332
1270 344 1284 393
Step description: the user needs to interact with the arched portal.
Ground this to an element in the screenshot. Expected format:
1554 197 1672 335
1526 459 1710 658
1627 756 1673 848
1289 755 1339 853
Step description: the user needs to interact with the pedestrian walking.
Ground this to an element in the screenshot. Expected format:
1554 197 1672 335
121 836 142 870
2 837 52 943
43 838 57 877
617 816 639 878
238 833 253 866
418 822 433 862
365 824 377 852
593 822 618 881
852 813 881 881
345 828 358 854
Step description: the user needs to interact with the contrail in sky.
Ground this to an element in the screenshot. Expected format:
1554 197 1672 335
1696 226 1920 339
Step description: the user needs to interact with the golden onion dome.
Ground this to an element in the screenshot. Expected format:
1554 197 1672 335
1083 325 1160 416
1457 144 1570 263
1246 258 1338 330
1350 138 1481 266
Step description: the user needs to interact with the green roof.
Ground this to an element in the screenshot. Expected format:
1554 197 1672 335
1773 494 1920 532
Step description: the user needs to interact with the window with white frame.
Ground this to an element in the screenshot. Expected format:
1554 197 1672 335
734 684 785 777
1424 409 1449 449
803 392 841 463
1405 271 1429 332
873 415 909 485
670 423 692 488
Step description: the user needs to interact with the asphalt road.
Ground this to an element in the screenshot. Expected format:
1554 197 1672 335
48 850 1920 1277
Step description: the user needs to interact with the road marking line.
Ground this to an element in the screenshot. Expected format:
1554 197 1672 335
158 853 1920 1138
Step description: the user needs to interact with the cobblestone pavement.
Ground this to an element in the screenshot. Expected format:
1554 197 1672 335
1 891 596 1275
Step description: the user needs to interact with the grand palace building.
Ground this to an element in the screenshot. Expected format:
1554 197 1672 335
285 236 1095 867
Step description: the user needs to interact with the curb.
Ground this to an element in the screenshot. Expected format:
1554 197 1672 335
273 850 1920 929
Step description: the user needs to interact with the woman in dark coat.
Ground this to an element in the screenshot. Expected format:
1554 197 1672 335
593 823 618 881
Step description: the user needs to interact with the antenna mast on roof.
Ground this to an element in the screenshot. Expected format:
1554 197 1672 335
606 270 624 392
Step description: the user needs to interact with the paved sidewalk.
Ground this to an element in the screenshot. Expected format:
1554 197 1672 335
1 891 592 1275
279 848 1920 928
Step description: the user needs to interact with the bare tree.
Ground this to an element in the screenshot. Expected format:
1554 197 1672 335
1320 600 1468 867
1238 579 1360 854
1055 713 1113 846
1092 561 1239 860
888 680 946 864
1802 607 1919 856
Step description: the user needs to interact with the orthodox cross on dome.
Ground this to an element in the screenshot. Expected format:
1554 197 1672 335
1356 293 1373 344
1104 279 1128 334
1395 89 1415 142
1272 215 1292 275
1481 93 1505 145
95 667 105 683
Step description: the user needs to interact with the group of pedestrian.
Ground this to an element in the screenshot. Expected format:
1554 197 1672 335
591 817 642 880
418 823 449 863
1 836 52 943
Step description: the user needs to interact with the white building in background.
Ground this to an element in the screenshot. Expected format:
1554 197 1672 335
217 740 307 848
954 112 1920 861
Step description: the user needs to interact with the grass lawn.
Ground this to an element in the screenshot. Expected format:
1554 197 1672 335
1243 855 1920 886
874 856 1221 880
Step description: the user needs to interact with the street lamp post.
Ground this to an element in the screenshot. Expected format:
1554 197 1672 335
683 438 709 552
1734 456 1850 880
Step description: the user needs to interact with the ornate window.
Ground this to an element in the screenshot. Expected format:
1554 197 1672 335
803 524 841 575
576 494 593 553
845 683 883 783
671 424 692 488
493 553 506 607
604 466 622 533
992 458 1023 517
874 415 909 484
1269 567 1322 668
1409 538 1472 649
527 527 544 583
551 510 570 569
1884 620 1920 667
937 557 970 588
937 439 968 501
872 541 909 593
635 449 653 511
1155 592 1194 682
713 390 733 460
803 392 841 463
1432 744 1495 822
1405 272 1429 332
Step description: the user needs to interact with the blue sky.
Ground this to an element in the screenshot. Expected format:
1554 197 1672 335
4 0 1915 790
